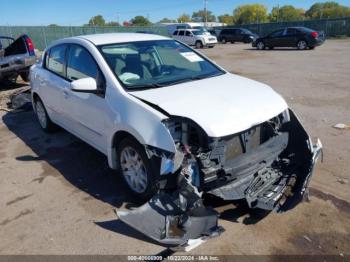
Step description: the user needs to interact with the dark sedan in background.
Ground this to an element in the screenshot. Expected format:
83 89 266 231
252 27 325 50
218 28 258 44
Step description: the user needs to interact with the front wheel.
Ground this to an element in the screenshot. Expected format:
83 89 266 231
256 41 265 50
221 38 227 44
297 40 307 50
117 138 158 200
195 41 203 49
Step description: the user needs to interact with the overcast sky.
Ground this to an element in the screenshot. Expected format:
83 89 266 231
1 0 349 25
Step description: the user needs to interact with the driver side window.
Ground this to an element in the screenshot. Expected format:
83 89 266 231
67 45 106 93
270 30 284 37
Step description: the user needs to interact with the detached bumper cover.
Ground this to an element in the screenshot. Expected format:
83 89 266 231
117 177 223 246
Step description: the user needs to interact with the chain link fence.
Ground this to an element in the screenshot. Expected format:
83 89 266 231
219 17 350 38
0 17 349 51
0 25 168 50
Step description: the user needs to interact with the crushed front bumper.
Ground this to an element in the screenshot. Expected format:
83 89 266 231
117 109 322 247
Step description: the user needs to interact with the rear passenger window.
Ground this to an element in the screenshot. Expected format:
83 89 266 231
47 45 67 77
179 31 185 36
67 45 98 81
287 28 297 35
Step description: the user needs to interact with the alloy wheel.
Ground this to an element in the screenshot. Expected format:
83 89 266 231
120 146 148 194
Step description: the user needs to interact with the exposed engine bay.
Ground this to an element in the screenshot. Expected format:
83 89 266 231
117 108 322 248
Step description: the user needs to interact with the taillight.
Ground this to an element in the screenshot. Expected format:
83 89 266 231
311 31 318 38
25 36 35 56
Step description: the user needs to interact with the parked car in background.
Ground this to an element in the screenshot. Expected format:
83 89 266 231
0 34 36 82
218 28 258 44
30 32 322 246
172 29 217 48
253 27 325 50
165 22 207 36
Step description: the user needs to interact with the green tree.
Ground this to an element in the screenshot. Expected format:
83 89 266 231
130 16 152 26
233 4 268 24
158 18 176 23
192 9 216 22
48 24 59 27
105 21 120 26
88 15 106 26
305 2 350 19
269 5 305 22
218 14 234 24
177 14 191 23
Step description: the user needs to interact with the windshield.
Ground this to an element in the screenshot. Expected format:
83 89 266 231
241 29 253 34
99 40 224 90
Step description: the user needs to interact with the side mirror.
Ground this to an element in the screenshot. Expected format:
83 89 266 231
71 77 99 93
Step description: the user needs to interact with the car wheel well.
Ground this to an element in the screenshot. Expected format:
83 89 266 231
112 131 141 152
32 93 41 104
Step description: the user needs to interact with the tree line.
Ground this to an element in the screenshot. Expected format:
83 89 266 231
53 1 349 27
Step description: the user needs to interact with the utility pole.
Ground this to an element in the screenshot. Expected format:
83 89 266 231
204 0 208 28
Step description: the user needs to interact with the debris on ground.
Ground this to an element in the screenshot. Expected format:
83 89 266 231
0 85 31 112
10 86 32 110
333 123 350 130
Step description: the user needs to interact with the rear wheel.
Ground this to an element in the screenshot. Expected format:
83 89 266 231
20 71 30 82
230 40 235 44
195 41 203 49
297 40 307 50
117 138 158 200
221 37 227 44
34 98 55 132
256 41 265 50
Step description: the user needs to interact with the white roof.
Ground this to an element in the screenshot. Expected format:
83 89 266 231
76 33 170 45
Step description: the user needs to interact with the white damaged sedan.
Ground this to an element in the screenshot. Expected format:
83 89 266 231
31 33 322 246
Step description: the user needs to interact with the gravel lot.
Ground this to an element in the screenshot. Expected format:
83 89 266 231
0 39 349 256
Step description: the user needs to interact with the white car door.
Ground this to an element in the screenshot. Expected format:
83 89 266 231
184 30 195 45
177 30 186 44
37 44 70 123
63 44 109 153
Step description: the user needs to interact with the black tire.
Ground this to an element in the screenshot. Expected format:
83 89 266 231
20 71 30 82
221 37 227 44
34 98 56 132
230 40 235 44
117 137 158 200
297 40 307 50
195 41 203 49
256 41 265 50
309 46 315 50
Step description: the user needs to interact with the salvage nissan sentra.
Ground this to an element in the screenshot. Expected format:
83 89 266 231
30 33 322 247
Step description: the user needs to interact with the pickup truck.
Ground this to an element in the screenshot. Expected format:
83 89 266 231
0 34 36 82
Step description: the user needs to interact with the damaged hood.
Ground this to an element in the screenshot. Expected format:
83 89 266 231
132 73 288 137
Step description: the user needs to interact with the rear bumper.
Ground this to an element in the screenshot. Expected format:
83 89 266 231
0 55 35 75
310 38 325 47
